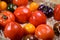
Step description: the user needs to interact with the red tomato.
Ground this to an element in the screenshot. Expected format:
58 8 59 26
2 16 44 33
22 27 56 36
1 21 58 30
13 0 28 6
14 6 32 23
0 11 15 27
29 11 47 26
54 4 60 21
35 24 55 40
4 21 24 40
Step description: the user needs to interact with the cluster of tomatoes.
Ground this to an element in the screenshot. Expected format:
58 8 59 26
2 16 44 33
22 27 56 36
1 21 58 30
0 0 60 40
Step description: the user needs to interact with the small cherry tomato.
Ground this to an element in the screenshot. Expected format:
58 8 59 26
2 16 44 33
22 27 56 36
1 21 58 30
29 2 39 11
0 1 7 10
22 34 38 40
0 11 15 27
53 22 60 36
54 4 60 21
35 24 55 40
13 0 28 6
14 6 32 23
4 21 24 40
24 23 35 34
29 11 47 26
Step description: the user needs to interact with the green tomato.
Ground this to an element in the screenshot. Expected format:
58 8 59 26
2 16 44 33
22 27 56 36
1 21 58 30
7 3 17 12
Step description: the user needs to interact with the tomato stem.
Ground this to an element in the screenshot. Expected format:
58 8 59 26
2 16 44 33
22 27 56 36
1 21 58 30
2 15 8 20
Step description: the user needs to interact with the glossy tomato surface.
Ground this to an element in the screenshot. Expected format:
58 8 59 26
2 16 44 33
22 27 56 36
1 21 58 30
14 6 32 23
0 11 15 27
13 0 28 6
24 23 35 34
4 21 24 40
22 34 38 40
29 2 39 11
29 11 47 26
35 24 55 40
0 1 7 10
54 4 60 21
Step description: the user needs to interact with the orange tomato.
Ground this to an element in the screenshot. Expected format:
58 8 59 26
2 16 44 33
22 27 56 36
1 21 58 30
24 23 35 34
0 1 7 10
29 2 39 11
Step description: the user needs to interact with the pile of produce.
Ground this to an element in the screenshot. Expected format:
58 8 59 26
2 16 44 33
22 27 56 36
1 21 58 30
0 0 60 40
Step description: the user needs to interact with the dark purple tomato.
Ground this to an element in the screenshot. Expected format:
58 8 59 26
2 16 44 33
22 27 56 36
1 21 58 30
22 34 38 40
53 22 60 36
38 4 53 18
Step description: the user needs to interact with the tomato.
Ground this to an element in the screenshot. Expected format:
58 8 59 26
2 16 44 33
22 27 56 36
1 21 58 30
0 11 15 27
24 23 35 34
29 11 47 26
7 3 17 12
13 0 28 6
4 21 24 40
54 4 60 21
22 34 38 40
0 1 7 10
35 24 55 40
29 2 39 11
14 6 32 23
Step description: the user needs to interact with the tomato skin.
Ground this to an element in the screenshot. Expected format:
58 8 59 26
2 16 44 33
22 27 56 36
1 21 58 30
35 24 55 40
24 23 35 34
29 2 39 11
14 6 32 23
4 21 24 40
0 11 15 27
0 1 7 10
54 4 60 21
29 11 46 26
13 0 28 6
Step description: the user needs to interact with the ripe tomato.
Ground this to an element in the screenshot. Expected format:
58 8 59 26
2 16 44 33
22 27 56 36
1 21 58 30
29 11 47 26
4 21 24 40
24 23 35 34
14 6 32 23
54 4 60 21
0 11 15 27
35 24 55 40
29 2 39 11
13 0 28 6
0 1 7 10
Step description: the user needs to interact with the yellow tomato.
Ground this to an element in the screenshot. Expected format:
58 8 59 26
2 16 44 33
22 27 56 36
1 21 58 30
0 1 7 10
24 23 35 34
29 2 39 11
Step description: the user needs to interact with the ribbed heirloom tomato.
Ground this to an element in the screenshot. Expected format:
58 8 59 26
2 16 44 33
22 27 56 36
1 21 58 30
4 21 24 40
29 11 47 26
35 24 55 40
14 6 32 23
13 0 28 6
0 11 15 27
54 4 60 21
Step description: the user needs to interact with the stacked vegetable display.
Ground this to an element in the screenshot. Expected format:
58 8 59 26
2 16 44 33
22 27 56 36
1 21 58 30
0 0 60 40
